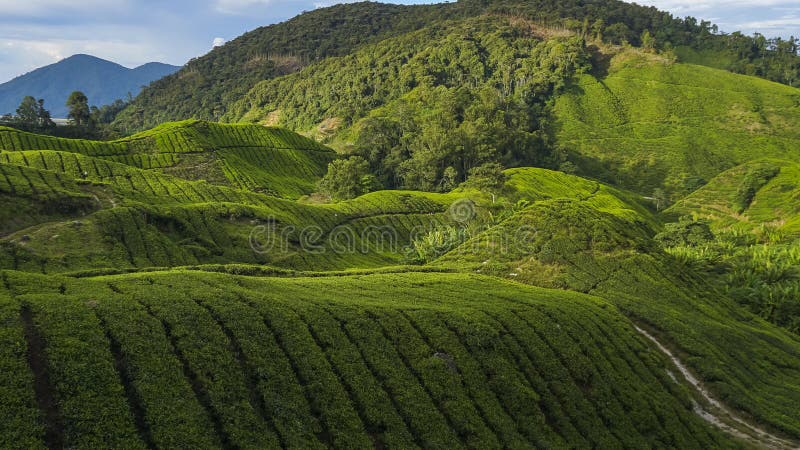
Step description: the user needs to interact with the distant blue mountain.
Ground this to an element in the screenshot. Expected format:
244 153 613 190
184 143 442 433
0 54 181 117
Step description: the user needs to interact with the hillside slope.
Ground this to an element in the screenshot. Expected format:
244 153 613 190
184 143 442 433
1 123 798 447
434 176 800 440
0 269 739 449
553 51 800 196
666 159 800 235
114 0 716 132
0 55 180 117
0 120 334 198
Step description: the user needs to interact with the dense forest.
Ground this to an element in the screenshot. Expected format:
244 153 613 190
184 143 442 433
113 0 800 132
226 17 591 191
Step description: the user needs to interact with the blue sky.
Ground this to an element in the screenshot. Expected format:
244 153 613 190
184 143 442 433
0 0 798 84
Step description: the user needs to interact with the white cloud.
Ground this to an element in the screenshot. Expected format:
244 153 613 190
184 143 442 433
735 17 800 31
214 0 272 15
212 37 226 48
0 0 129 17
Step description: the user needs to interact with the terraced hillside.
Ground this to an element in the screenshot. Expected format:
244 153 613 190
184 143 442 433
0 269 741 449
0 156 461 273
1 122 799 448
0 120 334 198
667 159 800 236
435 184 800 441
552 50 800 196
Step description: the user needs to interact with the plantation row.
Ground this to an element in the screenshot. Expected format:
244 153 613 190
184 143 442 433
103 153 181 170
124 120 332 155
0 150 305 210
0 121 332 162
0 127 130 156
200 122 330 152
1 199 457 274
0 162 91 203
504 168 654 226
218 146 334 198
0 270 736 449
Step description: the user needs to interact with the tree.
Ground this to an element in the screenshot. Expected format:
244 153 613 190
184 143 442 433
462 162 507 203
318 157 379 201
16 96 40 127
14 96 54 130
655 216 714 247
66 91 91 127
605 23 632 45
36 99 54 129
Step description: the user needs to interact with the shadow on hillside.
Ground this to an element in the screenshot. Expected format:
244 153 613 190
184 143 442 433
588 44 612 79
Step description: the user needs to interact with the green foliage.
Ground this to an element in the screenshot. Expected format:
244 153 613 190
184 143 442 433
317 156 376 201
406 226 470 264
229 18 591 191
66 92 91 128
726 243 800 333
655 216 715 248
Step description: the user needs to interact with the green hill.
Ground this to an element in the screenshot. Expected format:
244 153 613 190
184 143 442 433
1 269 740 449
667 159 800 236
0 120 334 199
1 121 799 447
3 0 800 443
434 180 800 440
552 50 800 197
113 1 800 133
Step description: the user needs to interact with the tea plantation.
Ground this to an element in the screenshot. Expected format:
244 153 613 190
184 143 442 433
0 270 742 449
0 118 799 449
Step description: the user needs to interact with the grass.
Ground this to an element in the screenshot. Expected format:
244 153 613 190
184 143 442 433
0 269 739 449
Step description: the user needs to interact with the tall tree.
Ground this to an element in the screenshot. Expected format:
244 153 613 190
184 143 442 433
15 96 40 127
462 162 507 203
66 91 91 127
318 157 379 201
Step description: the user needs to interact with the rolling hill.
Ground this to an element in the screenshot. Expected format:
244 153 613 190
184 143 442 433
0 54 180 117
1 270 740 449
0 121 799 448
552 51 800 197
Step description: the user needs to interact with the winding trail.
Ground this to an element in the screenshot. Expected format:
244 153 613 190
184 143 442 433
634 325 800 450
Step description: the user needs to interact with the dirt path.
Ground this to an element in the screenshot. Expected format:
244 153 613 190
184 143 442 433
634 325 800 450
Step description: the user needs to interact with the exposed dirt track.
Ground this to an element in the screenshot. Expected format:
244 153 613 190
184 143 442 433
635 325 800 450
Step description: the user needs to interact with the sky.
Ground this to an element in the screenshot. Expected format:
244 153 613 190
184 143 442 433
0 0 798 84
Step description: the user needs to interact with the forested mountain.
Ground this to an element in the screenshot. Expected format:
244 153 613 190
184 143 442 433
113 0 800 132
0 55 180 117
